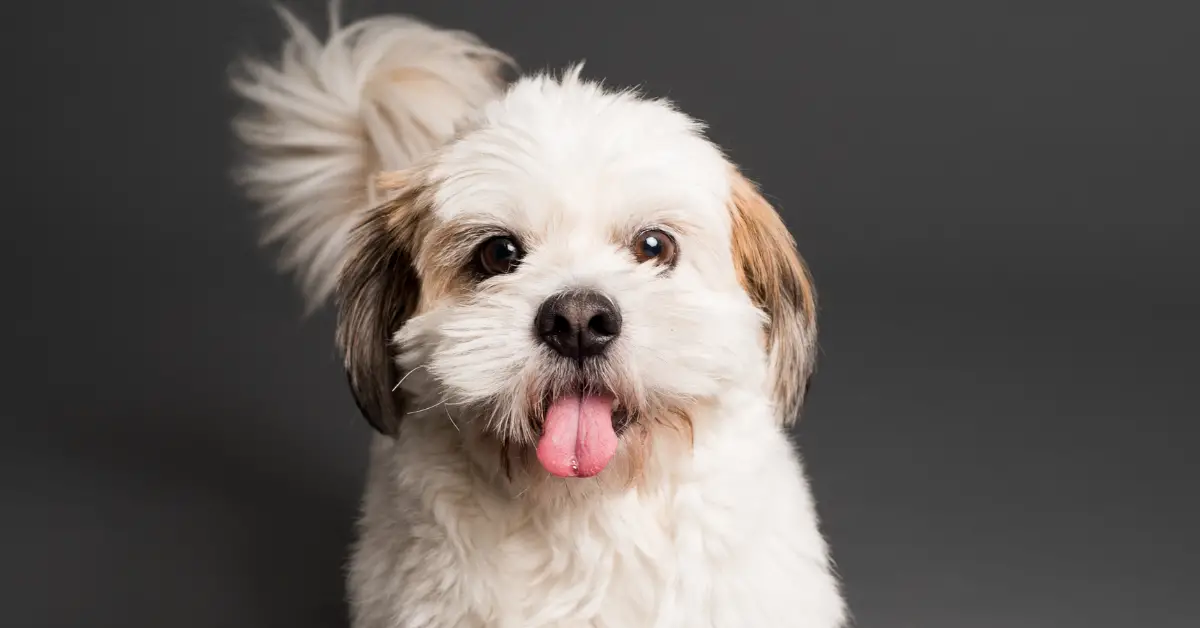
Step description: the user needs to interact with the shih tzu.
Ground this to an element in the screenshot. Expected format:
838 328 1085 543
231 5 846 627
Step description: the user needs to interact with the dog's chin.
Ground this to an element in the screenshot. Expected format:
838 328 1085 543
449 357 689 483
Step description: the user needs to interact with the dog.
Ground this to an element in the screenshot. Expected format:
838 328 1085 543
231 5 846 627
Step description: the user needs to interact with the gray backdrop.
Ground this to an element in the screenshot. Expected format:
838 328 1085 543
11 0 1199 626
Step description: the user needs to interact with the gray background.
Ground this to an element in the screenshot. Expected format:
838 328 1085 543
10 0 1199 626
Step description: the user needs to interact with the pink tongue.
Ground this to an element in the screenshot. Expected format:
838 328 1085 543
536 394 618 478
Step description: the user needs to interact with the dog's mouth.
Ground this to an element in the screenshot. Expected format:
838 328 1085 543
535 389 631 479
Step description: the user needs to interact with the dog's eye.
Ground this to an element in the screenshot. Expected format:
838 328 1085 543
631 229 677 266
476 236 524 276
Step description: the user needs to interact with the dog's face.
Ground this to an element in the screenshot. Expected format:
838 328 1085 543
337 70 816 480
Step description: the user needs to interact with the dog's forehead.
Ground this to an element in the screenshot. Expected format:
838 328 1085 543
427 72 732 233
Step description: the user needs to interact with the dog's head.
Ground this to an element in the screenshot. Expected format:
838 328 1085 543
337 68 816 480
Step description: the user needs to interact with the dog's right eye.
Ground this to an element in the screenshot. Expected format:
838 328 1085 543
476 236 524 276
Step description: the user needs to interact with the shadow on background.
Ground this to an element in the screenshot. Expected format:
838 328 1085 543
9 407 357 627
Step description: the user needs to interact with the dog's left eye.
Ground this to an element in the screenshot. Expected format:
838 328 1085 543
631 229 678 266
476 235 524 276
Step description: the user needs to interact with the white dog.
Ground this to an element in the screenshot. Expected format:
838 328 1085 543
231 6 846 627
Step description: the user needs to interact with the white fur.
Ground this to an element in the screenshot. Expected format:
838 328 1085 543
233 6 846 627
231 4 512 306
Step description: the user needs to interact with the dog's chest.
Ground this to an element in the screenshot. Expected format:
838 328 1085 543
356 421 842 627
460 488 734 627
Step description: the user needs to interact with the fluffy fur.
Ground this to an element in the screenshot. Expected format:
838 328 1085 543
232 5 846 627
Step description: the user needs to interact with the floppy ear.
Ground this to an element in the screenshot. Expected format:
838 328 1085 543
334 172 429 436
728 168 818 425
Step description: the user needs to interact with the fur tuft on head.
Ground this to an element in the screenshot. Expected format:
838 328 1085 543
230 3 513 308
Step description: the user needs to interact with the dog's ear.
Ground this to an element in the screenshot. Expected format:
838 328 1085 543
335 172 429 436
728 168 818 426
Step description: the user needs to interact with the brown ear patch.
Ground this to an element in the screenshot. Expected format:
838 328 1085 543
728 168 818 425
335 175 435 437
374 170 409 193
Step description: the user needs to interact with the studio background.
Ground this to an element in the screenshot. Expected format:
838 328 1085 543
11 0 1198 626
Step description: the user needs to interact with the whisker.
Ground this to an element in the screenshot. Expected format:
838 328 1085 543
406 400 445 415
442 404 460 432
392 364 426 392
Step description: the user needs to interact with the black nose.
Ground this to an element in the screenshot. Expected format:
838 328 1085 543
534 290 622 360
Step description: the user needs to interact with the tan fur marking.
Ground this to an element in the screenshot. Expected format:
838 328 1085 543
336 169 437 436
727 167 818 425
375 170 408 192
622 425 652 489
415 219 509 307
